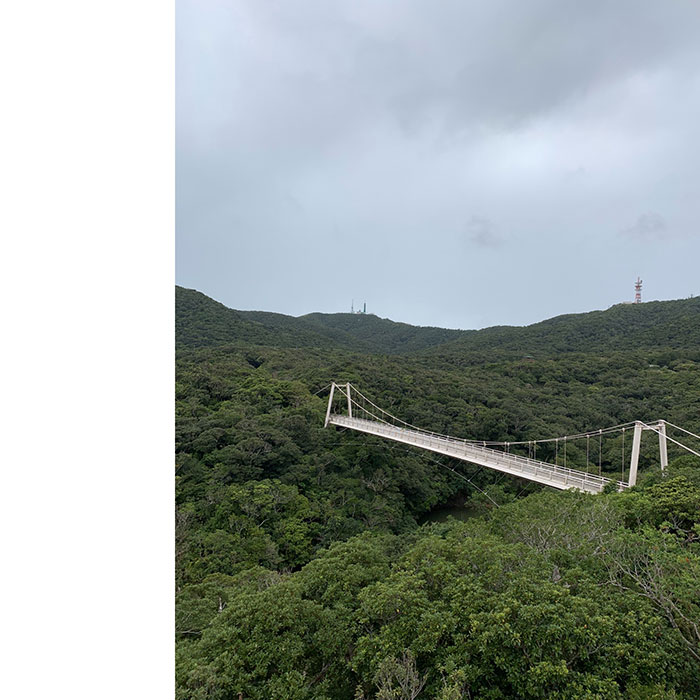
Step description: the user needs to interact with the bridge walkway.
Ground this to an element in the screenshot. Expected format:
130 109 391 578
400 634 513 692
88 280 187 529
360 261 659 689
328 414 622 494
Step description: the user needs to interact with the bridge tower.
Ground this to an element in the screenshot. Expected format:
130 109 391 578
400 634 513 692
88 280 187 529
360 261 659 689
628 419 669 486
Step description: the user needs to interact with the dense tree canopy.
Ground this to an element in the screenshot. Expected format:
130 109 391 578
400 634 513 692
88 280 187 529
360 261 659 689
176 288 700 698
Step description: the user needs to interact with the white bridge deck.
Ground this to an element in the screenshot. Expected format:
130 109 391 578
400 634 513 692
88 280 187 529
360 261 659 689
328 414 624 494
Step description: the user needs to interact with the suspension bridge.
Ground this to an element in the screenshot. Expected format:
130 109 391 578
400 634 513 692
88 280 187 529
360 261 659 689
324 383 700 494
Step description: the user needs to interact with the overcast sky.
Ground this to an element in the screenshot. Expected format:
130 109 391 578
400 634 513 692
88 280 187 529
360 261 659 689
177 0 700 329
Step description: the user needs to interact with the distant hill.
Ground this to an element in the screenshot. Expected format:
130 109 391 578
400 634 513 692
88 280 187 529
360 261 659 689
176 287 464 353
430 297 700 357
177 286 700 357
300 312 464 353
176 287 367 350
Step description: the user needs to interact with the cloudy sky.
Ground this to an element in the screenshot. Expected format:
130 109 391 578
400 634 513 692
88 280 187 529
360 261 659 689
177 0 700 329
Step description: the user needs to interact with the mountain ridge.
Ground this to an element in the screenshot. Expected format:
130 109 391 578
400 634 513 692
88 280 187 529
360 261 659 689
176 285 700 356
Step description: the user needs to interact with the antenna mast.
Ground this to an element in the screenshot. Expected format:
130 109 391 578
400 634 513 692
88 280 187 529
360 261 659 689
634 277 642 304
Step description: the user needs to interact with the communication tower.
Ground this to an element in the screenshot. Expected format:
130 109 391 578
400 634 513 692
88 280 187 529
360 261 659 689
634 277 642 304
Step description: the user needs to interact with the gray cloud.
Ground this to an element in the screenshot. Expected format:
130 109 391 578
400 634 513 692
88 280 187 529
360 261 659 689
621 213 668 241
467 216 502 249
177 0 700 329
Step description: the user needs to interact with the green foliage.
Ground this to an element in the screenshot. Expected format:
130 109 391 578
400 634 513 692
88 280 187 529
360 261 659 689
618 476 700 540
177 488 700 698
177 286 700 357
175 287 700 698
429 296 700 357
301 312 463 354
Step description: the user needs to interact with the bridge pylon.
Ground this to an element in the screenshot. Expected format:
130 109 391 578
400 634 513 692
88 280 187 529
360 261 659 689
629 420 671 486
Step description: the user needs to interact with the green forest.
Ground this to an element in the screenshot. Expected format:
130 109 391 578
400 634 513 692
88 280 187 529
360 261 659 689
175 287 700 699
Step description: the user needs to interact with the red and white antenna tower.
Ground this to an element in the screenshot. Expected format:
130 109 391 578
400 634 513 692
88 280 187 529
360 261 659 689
634 277 642 304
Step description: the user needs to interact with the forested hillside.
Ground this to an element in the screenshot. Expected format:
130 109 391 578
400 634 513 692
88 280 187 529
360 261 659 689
177 285 700 356
176 287 369 351
301 312 464 353
176 288 700 699
432 297 700 357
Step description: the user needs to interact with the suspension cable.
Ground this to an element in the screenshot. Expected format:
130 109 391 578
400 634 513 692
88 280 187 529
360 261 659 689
639 422 700 459
345 384 636 446
328 384 683 475
586 434 589 471
662 421 700 443
420 454 500 507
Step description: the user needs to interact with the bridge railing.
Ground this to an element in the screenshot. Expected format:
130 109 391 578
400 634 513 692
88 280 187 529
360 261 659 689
329 414 625 492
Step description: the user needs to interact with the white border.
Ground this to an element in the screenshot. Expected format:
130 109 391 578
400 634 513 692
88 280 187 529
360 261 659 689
1 2 175 696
